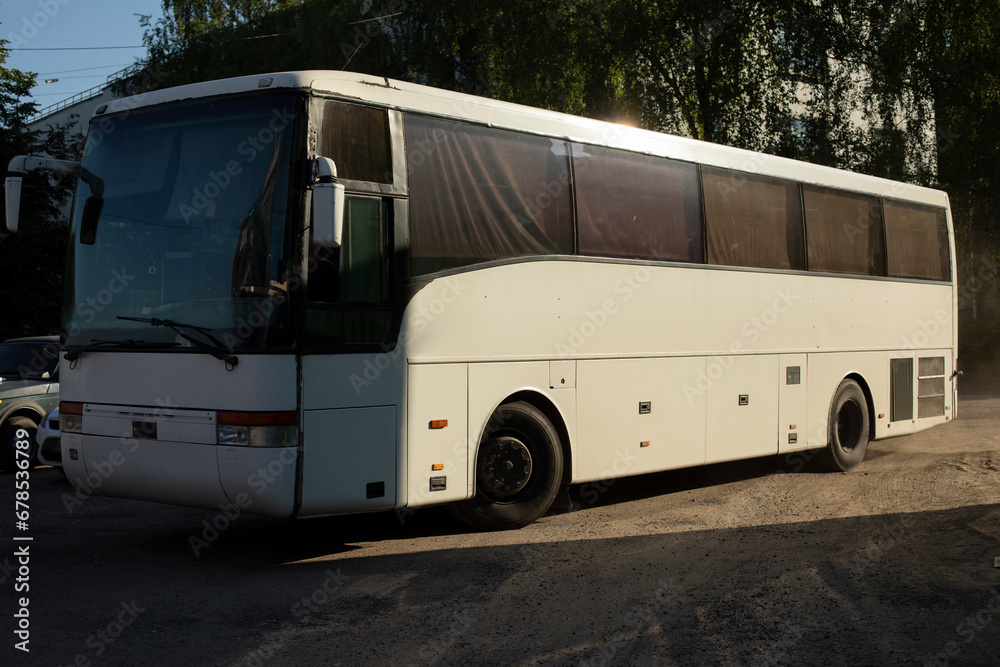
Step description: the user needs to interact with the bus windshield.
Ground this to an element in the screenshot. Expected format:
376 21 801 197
64 94 301 351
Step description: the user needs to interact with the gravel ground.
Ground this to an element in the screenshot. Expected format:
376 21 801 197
2 396 998 666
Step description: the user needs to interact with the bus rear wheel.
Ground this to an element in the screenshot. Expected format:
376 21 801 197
820 379 870 472
448 401 563 530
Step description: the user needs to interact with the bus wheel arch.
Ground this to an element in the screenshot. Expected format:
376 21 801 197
845 373 877 443
820 375 873 473
503 391 573 488
448 393 568 530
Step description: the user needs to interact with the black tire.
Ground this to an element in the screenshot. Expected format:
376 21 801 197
1 416 39 473
820 380 870 472
448 401 564 530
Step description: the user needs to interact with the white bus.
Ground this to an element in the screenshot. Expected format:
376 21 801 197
6 71 957 530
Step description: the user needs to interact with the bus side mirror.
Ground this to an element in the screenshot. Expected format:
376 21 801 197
79 196 104 245
6 155 104 238
312 157 344 248
5 176 22 233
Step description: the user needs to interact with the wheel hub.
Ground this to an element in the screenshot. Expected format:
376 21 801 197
837 400 863 452
480 436 533 499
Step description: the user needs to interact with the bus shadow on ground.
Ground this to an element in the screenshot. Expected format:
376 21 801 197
183 446 850 565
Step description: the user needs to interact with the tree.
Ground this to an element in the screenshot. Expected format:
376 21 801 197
124 1 641 119
0 33 79 340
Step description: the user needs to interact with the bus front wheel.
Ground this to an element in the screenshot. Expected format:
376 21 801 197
448 401 563 530
821 379 870 472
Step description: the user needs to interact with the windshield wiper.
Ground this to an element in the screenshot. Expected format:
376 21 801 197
116 317 239 368
64 339 180 362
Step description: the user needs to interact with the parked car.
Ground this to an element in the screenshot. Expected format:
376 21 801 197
0 335 59 472
36 405 62 470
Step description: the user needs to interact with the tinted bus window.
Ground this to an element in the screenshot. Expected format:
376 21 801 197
321 101 393 183
703 166 805 270
574 145 703 263
884 200 950 281
406 115 573 275
803 185 885 276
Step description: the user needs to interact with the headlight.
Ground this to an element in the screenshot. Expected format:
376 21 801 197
60 401 83 433
216 411 297 447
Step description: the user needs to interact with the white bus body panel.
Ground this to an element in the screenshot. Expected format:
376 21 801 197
400 261 955 488
300 355 405 516
406 363 468 507
300 406 397 515
60 352 296 411
776 354 809 454
60 353 298 517
576 357 706 482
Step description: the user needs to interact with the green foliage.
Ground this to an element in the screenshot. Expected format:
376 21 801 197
124 1 639 119
126 1 944 176
117 0 391 95
88 0 1000 372
0 34 79 340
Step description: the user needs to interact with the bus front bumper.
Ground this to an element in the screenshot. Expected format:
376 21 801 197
62 433 297 518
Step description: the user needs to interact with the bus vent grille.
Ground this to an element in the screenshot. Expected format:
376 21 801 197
917 356 946 418
890 358 914 422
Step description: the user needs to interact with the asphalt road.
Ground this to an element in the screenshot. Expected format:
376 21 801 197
2 396 999 667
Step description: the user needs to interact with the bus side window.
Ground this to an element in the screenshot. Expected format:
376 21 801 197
308 196 387 304
803 185 886 277
306 196 392 345
339 197 387 303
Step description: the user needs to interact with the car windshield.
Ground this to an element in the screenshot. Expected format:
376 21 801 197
0 342 58 379
63 94 302 350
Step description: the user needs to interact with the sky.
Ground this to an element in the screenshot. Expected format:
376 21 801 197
2 0 164 111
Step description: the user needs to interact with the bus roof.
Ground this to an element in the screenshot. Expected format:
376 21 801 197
97 70 948 208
